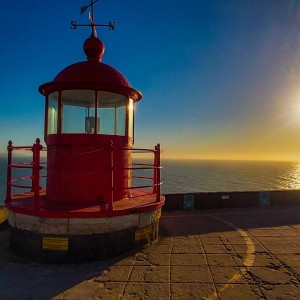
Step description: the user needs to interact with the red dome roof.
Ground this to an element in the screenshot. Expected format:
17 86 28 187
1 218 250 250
39 36 142 101
53 61 130 87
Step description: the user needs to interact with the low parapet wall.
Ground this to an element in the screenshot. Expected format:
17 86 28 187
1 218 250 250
163 190 300 211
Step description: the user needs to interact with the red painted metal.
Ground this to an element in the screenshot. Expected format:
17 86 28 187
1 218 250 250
109 140 114 212
155 143 161 202
5 141 13 203
40 82 141 102
5 193 164 219
5 139 163 217
46 135 131 205
32 138 43 211
5 140 47 207
39 35 142 102
83 35 105 61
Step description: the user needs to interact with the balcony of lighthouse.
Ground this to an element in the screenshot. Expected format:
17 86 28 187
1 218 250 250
4 139 163 218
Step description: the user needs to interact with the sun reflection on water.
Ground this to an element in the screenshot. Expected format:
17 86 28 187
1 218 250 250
276 161 300 190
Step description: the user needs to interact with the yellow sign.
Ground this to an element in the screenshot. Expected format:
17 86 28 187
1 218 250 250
135 226 152 241
43 237 69 251
0 207 8 225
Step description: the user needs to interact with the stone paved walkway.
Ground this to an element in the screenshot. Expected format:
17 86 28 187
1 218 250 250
1 205 300 299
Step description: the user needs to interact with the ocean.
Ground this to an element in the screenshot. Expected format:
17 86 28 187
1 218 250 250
1 157 300 205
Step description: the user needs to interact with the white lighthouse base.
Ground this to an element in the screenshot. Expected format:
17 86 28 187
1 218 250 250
8 208 161 263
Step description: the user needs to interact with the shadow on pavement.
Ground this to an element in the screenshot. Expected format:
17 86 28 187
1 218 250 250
0 228 130 299
160 205 300 236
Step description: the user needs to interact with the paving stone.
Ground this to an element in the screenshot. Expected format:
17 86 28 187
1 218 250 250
264 243 300 254
272 225 294 230
156 237 173 245
172 236 200 245
201 237 225 245
216 283 259 300
254 236 287 244
290 266 300 277
129 265 169 283
123 283 169 299
276 254 300 266
171 265 211 283
143 244 172 253
230 243 266 254
140 253 170 266
55 281 125 300
210 266 247 284
171 282 215 299
200 232 224 238
260 284 300 300
243 253 282 268
171 253 207 266
222 231 244 238
247 266 296 284
274 228 300 236
203 243 234 254
206 253 241 267
94 266 132 282
247 229 280 237
230 243 248 254
225 236 255 244
172 244 204 254
113 254 137 266
284 236 300 244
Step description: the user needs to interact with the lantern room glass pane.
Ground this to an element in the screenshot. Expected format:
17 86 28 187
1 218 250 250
128 98 134 138
61 90 96 133
97 92 127 136
98 108 114 135
117 106 126 135
48 92 58 134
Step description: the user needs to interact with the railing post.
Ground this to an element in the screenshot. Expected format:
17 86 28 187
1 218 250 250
32 138 43 211
153 147 157 194
5 140 13 204
155 143 161 202
31 145 36 193
108 140 114 212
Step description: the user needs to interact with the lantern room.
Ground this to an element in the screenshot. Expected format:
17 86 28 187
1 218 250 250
41 35 141 142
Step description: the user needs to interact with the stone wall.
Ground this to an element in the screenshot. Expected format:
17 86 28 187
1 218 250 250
163 190 300 211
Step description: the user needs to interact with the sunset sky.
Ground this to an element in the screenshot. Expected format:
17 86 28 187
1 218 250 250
1 0 300 161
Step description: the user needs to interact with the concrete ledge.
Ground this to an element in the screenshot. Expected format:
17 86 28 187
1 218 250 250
9 208 161 235
163 190 300 211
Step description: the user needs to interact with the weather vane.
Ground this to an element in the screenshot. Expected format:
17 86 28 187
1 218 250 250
71 0 115 37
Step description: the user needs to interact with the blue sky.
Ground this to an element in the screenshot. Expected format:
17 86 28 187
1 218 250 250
1 0 300 160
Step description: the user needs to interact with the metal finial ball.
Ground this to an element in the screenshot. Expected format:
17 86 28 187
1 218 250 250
83 36 105 61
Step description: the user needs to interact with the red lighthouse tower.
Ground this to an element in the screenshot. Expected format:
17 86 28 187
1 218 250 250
40 34 141 209
5 2 164 262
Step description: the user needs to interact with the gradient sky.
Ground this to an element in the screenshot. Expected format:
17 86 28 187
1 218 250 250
1 0 300 161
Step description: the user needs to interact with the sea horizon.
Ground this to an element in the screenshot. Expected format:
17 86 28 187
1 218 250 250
1 157 300 204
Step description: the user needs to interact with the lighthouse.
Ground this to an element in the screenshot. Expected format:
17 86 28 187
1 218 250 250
5 2 164 262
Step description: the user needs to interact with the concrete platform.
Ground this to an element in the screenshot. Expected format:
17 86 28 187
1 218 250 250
1 205 300 299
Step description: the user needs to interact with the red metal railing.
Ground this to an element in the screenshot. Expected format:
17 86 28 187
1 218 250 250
5 138 46 211
110 143 162 203
5 139 162 212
